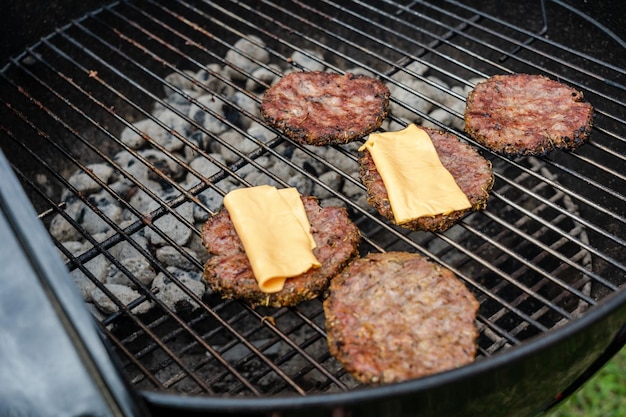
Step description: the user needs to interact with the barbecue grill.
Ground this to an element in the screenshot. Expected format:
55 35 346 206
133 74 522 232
1 0 625 416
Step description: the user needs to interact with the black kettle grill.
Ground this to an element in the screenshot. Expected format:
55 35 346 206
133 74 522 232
1 1 625 416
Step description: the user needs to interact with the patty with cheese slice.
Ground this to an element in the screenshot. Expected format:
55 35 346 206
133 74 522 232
358 126 494 232
202 195 361 308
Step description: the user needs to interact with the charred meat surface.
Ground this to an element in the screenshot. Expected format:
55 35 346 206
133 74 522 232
464 73 593 157
202 196 360 308
260 71 390 145
358 127 494 232
324 251 480 384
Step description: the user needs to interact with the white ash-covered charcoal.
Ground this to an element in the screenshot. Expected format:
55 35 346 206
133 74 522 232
344 67 377 78
124 183 185 230
290 147 325 177
422 108 456 130
247 121 276 142
76 255 109 291
386 75 450 125
152 88 203 117
289 49 326 72
224 35 270 82
390 61 430 84
436 76 486 131
115 149 169 199
241 169 279 188
258 152 317 195
163 70 197 98
151 268 206 312
91 283 152 315
188 94 230 135
126 187 162 218
444 85 470 130
312 170 343 199
341 178 370 211
71 270 98 302
235 155 273 178
48 198 86 242
68 250 110 302
320 197 347 209
193 178 238 222
187 231 210 265
182 131 212 162
143 201 195 246
77 190 122 236
109 234 150 262
114 150 150 182
304 142 329 159
68 163 115 194
106 256 156 288
320 146 358 175
217 129 259 164
245 64 282 92
387 79 433 124
418 77 485 134
57 240 84 263
138 149 186 182
272 160 296 181
156 246 198 271
193 190 218 223
230 91 260 130
183 153 226 188
120 119 151 149
150 109 189 152
287 173 314 196
381 118 406 133
422 76 451 105
193 64 232 95
341 177 365 200
120 110 189 152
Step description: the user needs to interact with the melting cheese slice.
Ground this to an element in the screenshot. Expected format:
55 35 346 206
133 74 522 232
359 124 471 224
223 185 321 293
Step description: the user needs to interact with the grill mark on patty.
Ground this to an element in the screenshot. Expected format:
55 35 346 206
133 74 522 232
260 71 390 146
464 74 594 157
358 127 494 232
202 196 361 308
324 251 479 384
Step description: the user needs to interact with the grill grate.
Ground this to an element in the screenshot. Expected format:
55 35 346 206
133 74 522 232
1 0 625 398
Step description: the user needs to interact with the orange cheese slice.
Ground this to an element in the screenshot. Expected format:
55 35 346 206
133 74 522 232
223 185 321 293
359 124 471 224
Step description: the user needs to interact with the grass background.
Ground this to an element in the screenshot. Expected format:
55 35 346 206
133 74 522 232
546 346 626 416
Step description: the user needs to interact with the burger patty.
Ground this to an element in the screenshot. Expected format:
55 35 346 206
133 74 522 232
260 71 390 146
324 251 480 384
202 196 361 308
464 74 594 157
358 127 494 232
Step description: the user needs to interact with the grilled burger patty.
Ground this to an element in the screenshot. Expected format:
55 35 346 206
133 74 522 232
324 251 480 384
464 74 593 157
358 127 494 232
260 71 390 146
202 196 361 308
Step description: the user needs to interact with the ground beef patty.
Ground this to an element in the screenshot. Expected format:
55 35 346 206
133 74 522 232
260 71 390 146
464 74 594 157
358 127 494 232
324 251 479 384
202 196 360 308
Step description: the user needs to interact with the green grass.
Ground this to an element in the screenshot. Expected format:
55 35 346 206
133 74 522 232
547 347 626 416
